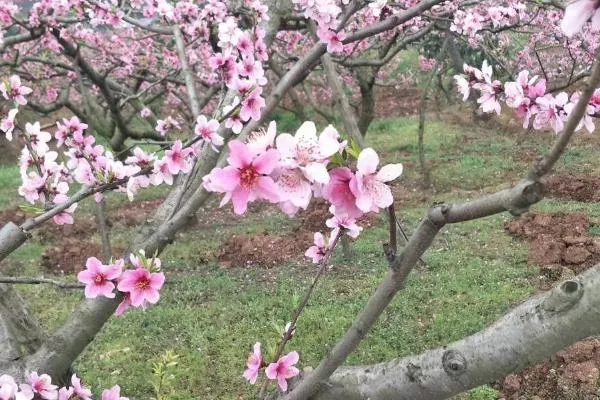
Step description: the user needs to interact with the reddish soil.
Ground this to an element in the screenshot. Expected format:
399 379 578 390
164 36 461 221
111 199 164 227
500 212 600 398
218 200 381 269
41 238 103 275
542 174 600 202
498 338 600 400
36 215 97 243
0 137 19 165
0 208 27 227
297 200 381 233
217 230 314 269
504 212 600 287
374 86 421 119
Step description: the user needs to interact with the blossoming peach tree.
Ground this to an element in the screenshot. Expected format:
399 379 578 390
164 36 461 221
2 0 600 399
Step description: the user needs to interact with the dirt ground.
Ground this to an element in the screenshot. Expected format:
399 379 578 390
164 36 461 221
501 210 600 398
374 85 422 119
543 174 600 202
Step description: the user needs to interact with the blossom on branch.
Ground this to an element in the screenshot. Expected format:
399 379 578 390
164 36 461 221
265 351 300 392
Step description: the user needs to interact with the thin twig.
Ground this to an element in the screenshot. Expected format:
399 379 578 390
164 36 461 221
0 277 83 289
258 232 341 399
385 205 397 262
95 197 112 262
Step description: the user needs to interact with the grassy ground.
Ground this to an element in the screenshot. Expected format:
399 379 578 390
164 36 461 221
2 110 600 399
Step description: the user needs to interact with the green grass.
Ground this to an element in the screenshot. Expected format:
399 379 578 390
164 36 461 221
2 112 599 399
0 165 21 208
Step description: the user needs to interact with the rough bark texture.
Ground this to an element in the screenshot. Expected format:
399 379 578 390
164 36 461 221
314 268 599 399
0 284 44 379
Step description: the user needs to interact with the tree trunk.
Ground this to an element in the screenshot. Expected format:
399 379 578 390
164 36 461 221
357 73 375 138
0 283 45 380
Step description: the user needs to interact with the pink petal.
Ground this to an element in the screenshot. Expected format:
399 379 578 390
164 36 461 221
255 176 280 203
277 376 288 392
253 149 280 174
302 163 329 184
283 366 299 379
227 140 253 169
318 130 341 158
295 121 317 143
561 0 596 37
232 187 250 215
129 288 146 307
373 182 394 209
243 367 259 384
592 9 600 30
85 283 101 298
264 363 278 380
356 192 374 213
356 148 379 175
213 167 241 191
150 272 165 289
314 232 324 247
275 133 296 159
86 257 103 272
77 270 95 284
144 288 160 304
376 164 403 182
282 351 299 366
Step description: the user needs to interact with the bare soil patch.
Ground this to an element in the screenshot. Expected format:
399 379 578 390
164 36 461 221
498 338 600 400
218 200 381 269
375 86 421 119
504 212 600 288
41 239 101 275
217 230 314 269
500 212 600 399
0 137 19 165
542 174 600 202
0 207 26 227
111 199 164 227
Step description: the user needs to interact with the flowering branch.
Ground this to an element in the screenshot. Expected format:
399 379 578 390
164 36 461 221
284 46 600 400
256 231 342 398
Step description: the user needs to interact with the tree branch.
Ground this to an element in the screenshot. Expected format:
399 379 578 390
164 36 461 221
284 50 600 400
317 265 599 399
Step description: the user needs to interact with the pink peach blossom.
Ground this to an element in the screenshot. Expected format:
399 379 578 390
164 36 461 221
204 140 280 215
265 351 300 392
243 342 262 384
194 115 223 148
164 140 193 175
78 257 123 299
101 385 129 400
117 267 165 307
350 148 402 213
25 372 57 400
561 0 600 37
71 374 92 400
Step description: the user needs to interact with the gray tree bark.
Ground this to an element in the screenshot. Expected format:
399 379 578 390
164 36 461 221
312 268 600 399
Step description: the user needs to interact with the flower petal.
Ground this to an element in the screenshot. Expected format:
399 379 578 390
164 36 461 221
227 140 253 168
253 149 280 174
356 148 379 175
376 163 403 182
256 176 280 203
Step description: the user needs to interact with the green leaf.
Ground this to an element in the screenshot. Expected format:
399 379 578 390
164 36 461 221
18 204 45 215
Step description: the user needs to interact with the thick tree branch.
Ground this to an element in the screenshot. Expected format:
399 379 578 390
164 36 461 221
318 265 600 400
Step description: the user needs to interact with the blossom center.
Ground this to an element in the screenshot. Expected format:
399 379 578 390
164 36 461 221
94 274 105 284
135 277 151 290
240 166 259 188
